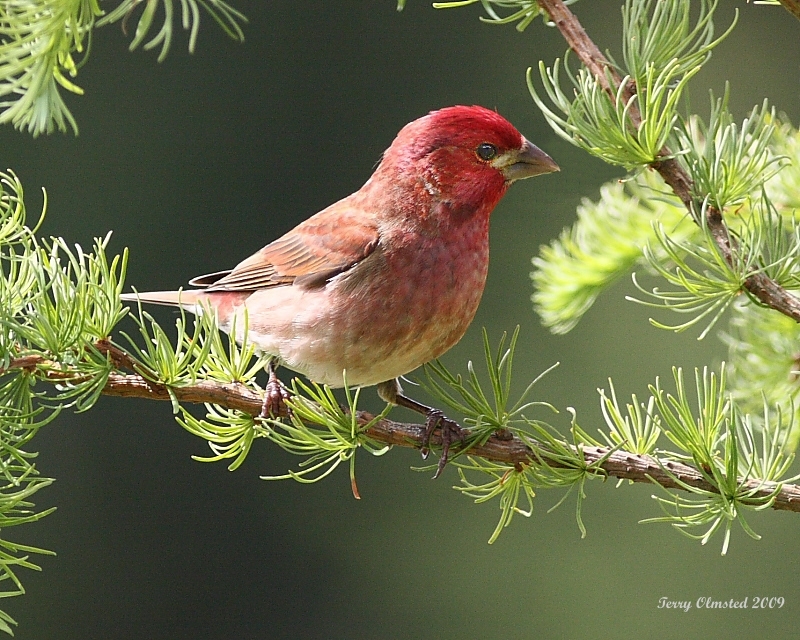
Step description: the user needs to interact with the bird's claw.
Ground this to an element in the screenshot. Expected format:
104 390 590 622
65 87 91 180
261 376 291 419
421 409 465 479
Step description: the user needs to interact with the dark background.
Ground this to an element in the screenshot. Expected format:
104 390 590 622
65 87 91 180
2 1 800 637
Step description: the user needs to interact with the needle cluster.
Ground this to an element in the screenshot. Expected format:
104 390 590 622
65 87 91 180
0 0 245 135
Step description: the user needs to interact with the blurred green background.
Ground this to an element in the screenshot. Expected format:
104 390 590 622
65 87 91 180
2 1 800 637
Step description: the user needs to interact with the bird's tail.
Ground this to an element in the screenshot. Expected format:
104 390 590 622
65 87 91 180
119 290 207 310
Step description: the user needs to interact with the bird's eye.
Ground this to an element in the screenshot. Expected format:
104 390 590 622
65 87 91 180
476 143 498 161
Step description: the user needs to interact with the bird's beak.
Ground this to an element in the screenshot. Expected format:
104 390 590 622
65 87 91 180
498 138 559 182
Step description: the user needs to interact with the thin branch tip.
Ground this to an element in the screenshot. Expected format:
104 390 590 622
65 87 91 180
536 0 800 324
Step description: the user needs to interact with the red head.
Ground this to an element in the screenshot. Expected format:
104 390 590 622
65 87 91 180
372 105 558 222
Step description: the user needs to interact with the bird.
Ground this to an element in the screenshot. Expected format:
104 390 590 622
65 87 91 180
121 105 558 476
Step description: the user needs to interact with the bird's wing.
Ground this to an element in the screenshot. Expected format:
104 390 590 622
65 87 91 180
191 200 380 292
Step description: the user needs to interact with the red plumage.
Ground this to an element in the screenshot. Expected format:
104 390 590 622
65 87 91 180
122 105 558 393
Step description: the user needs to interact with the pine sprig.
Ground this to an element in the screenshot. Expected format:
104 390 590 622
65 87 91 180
421 326 559 444
423 329 610 541
616 0 733 83
0 0 247 136
651 366 728 470
589 365 800 555
629 219 744 339
453 457 537 543
178 403 261 470
594 381 661 456
723 300 800 447
96 0 246 62
260 377 392 499
0 0 101 135
532 171 695 333
635 367 800 554
527 0 733 170
0 170 77 631
675 89 788 214
430 0 579 31
528 56 697 169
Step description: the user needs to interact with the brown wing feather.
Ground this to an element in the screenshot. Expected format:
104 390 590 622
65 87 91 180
198 198 380 292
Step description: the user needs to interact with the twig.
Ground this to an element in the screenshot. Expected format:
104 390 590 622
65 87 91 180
362 410 800 512
72 366 800 514
114 373 800 512
102 373 265 415
4 351 799 511
536 0 800 323
778 0 800 22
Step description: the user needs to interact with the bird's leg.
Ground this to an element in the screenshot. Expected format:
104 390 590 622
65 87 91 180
261 358 290 419
377 379 464 479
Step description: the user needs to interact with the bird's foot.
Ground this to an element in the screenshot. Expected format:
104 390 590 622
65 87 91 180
261 367 291 419
377 379 465 479
421 408 465 480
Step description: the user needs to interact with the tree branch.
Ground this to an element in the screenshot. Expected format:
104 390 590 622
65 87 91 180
536 0 800 323
6 350 799 510
364 412 800 512
89 368 800 515
778 0 800 22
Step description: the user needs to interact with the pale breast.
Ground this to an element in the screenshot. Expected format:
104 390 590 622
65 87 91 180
232 219 490 388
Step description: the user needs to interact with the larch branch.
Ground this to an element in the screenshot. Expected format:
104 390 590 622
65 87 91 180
98 370 800 514
536 0 800 323
6 352 799 511
778 0 800 22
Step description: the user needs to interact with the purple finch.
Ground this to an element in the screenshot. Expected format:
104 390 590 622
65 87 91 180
122 105 558 473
